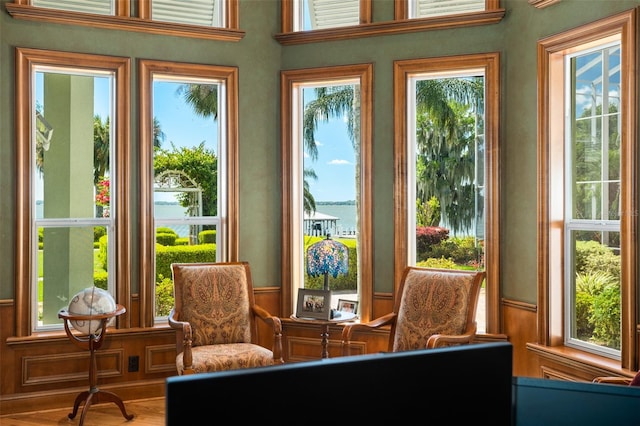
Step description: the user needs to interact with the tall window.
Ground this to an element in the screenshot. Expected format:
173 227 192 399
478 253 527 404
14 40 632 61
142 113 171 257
15 48 130 335
139 60 239 326
538 9 637 365
394 53 501 334
281 64 373 321
565 43 622 357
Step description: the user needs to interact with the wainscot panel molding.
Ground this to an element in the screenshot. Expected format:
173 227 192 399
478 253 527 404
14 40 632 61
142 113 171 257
502 298 538 377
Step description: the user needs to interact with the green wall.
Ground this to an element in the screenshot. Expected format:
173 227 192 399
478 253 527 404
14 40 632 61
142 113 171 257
1 0 638 302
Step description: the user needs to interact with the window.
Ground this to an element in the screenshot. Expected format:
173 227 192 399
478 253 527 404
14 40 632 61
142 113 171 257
394 53 501 334
150 0 224 27
405 0 486 19
293 0 362 31
396 0 501 20
281 64 373 321
15 48 130 335
6 0 241 41
139 60 239 326
538 9 637 365
32 0 114 15
276 0 503 45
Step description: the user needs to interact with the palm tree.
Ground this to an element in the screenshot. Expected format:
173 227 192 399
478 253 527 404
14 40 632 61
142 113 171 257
93 114 110 185
178 84 218 120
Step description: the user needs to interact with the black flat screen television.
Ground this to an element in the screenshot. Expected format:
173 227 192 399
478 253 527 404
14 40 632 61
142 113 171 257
166 341 513 425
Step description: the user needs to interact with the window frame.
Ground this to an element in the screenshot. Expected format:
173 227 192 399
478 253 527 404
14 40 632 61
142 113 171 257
15 47 131 336
537 9 637 368
393 52 501 334
138 59 239 327
276 0 504 45
6 0 242 41
280 64 373 321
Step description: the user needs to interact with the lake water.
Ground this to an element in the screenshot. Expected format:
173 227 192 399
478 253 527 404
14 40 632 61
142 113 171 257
314 204 357 231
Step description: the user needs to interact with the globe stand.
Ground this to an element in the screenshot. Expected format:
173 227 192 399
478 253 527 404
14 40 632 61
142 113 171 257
58 304 133 426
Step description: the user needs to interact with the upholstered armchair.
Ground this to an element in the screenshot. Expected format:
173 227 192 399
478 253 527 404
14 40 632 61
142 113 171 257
342 266 485 356
168 262 284 375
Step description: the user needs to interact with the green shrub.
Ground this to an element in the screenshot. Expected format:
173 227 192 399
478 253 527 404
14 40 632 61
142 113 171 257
175 237 189 246
575 270 620 349
93 270 108 290
155 274 174 317
97 235 108 271
156 227 178 236
575 240 620 277
417 256 458 269
156 232 177 246
592 283 621 349
94 226 106 242
155 243 216 282
429 236 482 266
199 230 217 244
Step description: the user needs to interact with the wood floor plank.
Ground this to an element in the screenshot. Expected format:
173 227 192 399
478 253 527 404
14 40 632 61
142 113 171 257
0 397 165 426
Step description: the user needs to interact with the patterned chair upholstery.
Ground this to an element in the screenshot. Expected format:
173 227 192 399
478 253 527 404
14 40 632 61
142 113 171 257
342 266 485 355
168 262 284 375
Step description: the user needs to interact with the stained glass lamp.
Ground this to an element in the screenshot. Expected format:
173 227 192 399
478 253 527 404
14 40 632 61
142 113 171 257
306 234 349 291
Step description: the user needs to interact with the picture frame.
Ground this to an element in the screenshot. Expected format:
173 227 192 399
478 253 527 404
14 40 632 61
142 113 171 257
337 299 358 315
296 289 331 320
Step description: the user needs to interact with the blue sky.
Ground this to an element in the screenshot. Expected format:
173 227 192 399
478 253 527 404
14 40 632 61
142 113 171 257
153 81 218 151
301 88 356 202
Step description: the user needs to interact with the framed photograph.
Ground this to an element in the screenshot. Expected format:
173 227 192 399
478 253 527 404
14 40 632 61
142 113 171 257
296 289 331 320
337 299 358 315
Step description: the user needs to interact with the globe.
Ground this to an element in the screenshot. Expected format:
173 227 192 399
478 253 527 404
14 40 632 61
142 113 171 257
67 287 116 335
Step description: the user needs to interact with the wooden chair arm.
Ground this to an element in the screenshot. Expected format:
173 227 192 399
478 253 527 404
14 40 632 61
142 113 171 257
252 305 284 364
592 376 633 385
426 333 475 348
168 308 194 373
426 323 477 348
342 312 397 356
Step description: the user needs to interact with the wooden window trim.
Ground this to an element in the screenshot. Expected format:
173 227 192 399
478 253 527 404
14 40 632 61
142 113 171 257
392 52 501 334
6 0 243 42
536 8 638 369
14 48 131 336
276 0 504 45
280 64 373 322
138 60 240 327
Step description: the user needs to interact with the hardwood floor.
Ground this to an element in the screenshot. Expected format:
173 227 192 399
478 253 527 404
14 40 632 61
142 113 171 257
0 397 165 426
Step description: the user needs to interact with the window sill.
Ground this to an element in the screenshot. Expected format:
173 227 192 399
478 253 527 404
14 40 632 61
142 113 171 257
274 9 505 45
5 3 245 42
6 324 173 347
526 342 634 379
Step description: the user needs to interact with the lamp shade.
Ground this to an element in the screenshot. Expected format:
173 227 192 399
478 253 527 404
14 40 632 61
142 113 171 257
306 236 349 279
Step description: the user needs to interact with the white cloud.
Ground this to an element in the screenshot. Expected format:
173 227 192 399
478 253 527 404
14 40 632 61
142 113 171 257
328 159 352 165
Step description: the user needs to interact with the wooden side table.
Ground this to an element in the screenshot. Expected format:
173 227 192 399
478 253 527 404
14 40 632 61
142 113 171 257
290 312 357 358
58 304 133 426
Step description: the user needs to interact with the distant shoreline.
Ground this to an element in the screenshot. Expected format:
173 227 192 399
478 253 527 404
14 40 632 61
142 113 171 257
316 200 355 206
